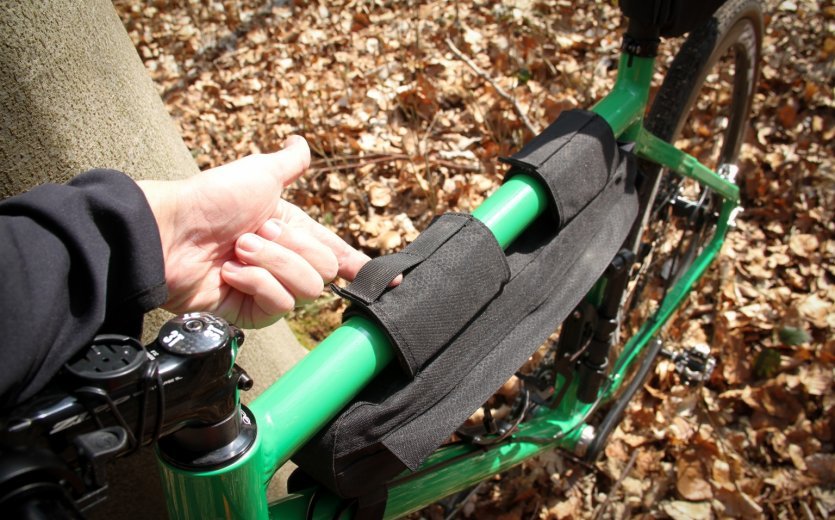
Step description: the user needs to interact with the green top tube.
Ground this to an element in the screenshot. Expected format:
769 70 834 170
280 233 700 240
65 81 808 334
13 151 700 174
251 174 550 478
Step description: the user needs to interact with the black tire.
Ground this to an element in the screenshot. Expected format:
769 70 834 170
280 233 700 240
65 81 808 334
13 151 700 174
621 0 763 328
648 0 763 167
631 0 763 288
586 0 763 462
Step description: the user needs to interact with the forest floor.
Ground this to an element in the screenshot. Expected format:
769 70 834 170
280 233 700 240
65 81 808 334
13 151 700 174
115 1 833 518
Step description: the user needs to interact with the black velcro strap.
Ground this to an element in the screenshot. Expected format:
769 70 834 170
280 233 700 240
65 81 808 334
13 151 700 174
500 109 617 229
334 213 509 377
342 214 467 304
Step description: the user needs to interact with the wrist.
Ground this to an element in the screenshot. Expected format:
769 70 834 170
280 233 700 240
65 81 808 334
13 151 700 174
136 179 182 269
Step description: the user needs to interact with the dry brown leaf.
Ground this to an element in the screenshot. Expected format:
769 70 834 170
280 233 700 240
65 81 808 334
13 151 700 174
546 492 582 520
377 230 401 251
661 500 712 520
797 364 833 396
675 449 713 501
368 183 393 208
604 438 630 463
620 432 649 448
806 453 835 484
760 383 804 422
667 416 697 443
776 103 798 128
713 488 764 518
711 459 734 491
351 12 371 32
789 233 820 258
798 294 833 329
719 335 752 384
635 448 665 478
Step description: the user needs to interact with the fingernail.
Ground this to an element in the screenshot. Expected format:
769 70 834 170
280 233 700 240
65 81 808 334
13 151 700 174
261 219 282 241
223 261 243 273
238 234 263 253
283 135 306 149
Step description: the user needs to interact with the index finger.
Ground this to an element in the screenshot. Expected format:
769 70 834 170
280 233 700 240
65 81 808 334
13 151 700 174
276 200 371 281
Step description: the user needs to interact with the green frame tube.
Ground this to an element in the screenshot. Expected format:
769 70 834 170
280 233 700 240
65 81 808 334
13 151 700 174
158 418 268 519
269 395 593 519
591 54 655 137
159 49 741 519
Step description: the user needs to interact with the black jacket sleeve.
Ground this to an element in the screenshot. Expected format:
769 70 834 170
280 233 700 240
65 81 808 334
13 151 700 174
0 169 168 408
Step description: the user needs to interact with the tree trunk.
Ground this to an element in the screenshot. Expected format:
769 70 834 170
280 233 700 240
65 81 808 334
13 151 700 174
0 2 307 517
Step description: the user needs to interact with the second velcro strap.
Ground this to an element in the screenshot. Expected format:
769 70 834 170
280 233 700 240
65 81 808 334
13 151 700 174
334 213 510 377
500 109 619 229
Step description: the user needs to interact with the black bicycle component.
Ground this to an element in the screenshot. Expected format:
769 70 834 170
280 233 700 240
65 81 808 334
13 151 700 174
621 34 660 58
157 313 233 357
455 384 531 447
157 405 257 471
3 312 247 447
576 349 610 405
515 371 555 409
0 312 252 515
72 427 128 490
548 301 595 409
570 250 636 404
620 0 727 38
661 344 716 386
554 301 597 363
584 338 665 462
602 249 636 318
0 447 85 519
63 336 147 391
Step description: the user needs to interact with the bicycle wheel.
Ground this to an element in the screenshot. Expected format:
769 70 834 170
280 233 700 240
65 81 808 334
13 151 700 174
586 0 763 461
628 0 763 298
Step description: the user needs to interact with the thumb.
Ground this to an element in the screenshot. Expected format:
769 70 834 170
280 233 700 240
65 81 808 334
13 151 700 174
265 135 311 188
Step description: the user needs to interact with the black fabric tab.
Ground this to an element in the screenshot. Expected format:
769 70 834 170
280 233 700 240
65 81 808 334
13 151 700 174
335 213 509 377
500 109 617 228
339 255 421 305
339 214 467 304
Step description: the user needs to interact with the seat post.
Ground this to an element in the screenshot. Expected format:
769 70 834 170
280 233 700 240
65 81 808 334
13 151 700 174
623 17 661 58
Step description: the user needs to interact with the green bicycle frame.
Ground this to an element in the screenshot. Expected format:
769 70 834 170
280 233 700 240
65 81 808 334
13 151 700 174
158 51 740 519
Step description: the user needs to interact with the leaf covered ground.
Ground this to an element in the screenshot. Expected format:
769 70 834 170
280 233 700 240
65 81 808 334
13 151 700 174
115 1 834 518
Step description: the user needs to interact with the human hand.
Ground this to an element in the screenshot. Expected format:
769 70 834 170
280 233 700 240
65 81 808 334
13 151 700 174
138 136 370 328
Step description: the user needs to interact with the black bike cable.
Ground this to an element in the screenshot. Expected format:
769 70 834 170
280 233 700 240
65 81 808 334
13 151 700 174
584 337 664 462
467 387 531 447
74 386 138 448
151 360 166 445
304 487 319 520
